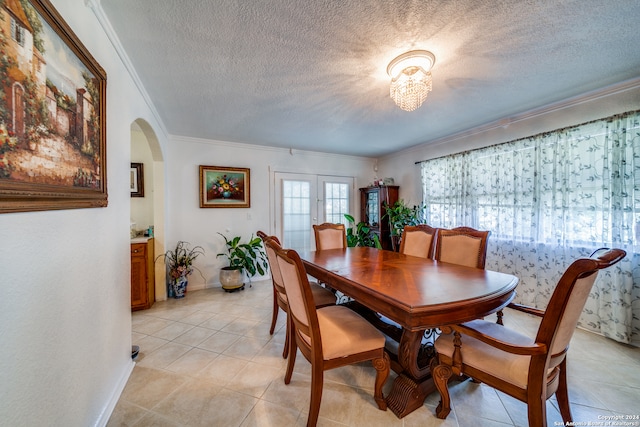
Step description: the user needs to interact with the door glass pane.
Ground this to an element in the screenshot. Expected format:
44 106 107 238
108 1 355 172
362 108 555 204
324 182 349 225
282 180 311 251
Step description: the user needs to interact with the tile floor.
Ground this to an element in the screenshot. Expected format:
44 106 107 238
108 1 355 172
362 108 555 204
108 281 640 427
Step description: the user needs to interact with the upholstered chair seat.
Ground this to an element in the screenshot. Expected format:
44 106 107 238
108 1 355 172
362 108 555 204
306 305 386 359
435 320 537 388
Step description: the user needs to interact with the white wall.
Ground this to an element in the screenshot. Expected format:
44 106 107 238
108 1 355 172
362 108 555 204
379 80 640 203
0 1 167 425
130 128 155 233
164 136 376 291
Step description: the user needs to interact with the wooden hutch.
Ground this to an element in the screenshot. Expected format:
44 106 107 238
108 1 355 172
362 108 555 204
359 185 399 250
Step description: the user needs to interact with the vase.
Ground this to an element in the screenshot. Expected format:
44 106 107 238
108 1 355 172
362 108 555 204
222 191 231 198
173 275 188 298
219 266 244 292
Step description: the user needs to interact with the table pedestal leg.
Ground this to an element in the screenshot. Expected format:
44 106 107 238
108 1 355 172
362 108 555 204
386 373 436 418
384 328 437 418
341 303 439 418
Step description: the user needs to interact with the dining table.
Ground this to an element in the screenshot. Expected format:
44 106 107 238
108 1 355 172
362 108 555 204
298 246 519 418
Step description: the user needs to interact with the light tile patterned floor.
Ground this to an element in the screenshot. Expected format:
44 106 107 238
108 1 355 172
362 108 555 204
108 281 640 427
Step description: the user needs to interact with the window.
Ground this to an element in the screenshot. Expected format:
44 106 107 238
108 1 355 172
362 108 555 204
11 17 26 47
421 110 640 346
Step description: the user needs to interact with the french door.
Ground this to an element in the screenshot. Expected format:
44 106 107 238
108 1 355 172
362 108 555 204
274 172 354 252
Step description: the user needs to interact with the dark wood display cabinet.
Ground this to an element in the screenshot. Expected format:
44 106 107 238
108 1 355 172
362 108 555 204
359 186 399 250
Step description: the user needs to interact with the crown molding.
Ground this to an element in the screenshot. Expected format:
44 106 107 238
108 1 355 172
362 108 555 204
169 134 372 162
86 0 168 139
384 76 640 162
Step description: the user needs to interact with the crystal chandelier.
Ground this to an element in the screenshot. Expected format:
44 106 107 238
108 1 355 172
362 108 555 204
387 50 435 112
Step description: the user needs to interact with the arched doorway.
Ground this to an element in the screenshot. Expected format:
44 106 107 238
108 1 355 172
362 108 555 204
130 119 167 300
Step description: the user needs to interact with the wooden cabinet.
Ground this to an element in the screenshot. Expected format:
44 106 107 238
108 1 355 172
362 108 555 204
131 238 155 311
359 186 399 250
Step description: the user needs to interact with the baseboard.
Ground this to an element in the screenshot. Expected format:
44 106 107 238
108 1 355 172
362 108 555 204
93 359 135 427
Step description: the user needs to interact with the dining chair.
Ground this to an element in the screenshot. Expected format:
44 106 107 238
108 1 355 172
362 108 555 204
433 226 507 326
313 222 347 250
398 224 438 259
257 231 335 359
433 226 490 268
271 242 390 427
431 248 626 427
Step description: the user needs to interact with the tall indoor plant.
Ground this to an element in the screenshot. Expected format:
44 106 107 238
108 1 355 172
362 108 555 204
156 241 205 298
216 233 268 292
344 214 382 248
383 200 426 251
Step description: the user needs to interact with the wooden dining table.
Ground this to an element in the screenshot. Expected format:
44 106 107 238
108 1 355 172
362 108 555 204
298 246 519 418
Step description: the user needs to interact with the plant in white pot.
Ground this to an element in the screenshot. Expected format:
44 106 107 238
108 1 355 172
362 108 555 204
216 233 268 292
155 241 205 298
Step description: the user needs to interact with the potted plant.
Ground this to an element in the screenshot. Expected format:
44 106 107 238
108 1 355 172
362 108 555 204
383 200 426 251
216 233 268 292
344 214 382 248
155 241 205 298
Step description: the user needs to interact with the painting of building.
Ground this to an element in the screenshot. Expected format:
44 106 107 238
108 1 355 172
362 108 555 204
0 0 101 188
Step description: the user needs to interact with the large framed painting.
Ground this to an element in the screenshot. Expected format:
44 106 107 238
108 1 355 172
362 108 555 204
199 165 250 208
0 0 107 213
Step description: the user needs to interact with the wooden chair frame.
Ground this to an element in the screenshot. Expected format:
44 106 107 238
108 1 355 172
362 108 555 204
431 248 626 427
257 231 288 355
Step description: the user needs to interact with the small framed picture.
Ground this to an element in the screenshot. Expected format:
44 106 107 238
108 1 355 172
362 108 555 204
130 163 144 197
199 165 250 208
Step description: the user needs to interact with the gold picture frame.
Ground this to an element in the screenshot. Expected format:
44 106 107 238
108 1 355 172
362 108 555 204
199 165 250 208
0 0 107 213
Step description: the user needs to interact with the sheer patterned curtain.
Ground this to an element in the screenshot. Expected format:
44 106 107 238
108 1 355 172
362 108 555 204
421 111 640 346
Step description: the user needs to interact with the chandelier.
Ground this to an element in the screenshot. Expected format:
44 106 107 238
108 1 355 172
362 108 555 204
387 50 435 112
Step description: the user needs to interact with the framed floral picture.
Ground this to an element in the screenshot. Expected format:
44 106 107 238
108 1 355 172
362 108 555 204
0 0 107 213
199 165 250 208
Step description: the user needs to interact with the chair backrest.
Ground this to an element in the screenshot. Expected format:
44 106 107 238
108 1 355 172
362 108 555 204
257 230 280 245
313 223 347 250
434 226 490 268
399 225 438 259
258 232 285 295
537 248 626 363
269 242 320 351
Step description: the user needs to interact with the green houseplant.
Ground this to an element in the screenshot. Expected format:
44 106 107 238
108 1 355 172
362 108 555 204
216 233 268 292
383 200 426 251
344 214 382 248
155 241 205 298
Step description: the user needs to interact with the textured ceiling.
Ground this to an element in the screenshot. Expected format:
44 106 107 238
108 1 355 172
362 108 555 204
100 0 640 157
